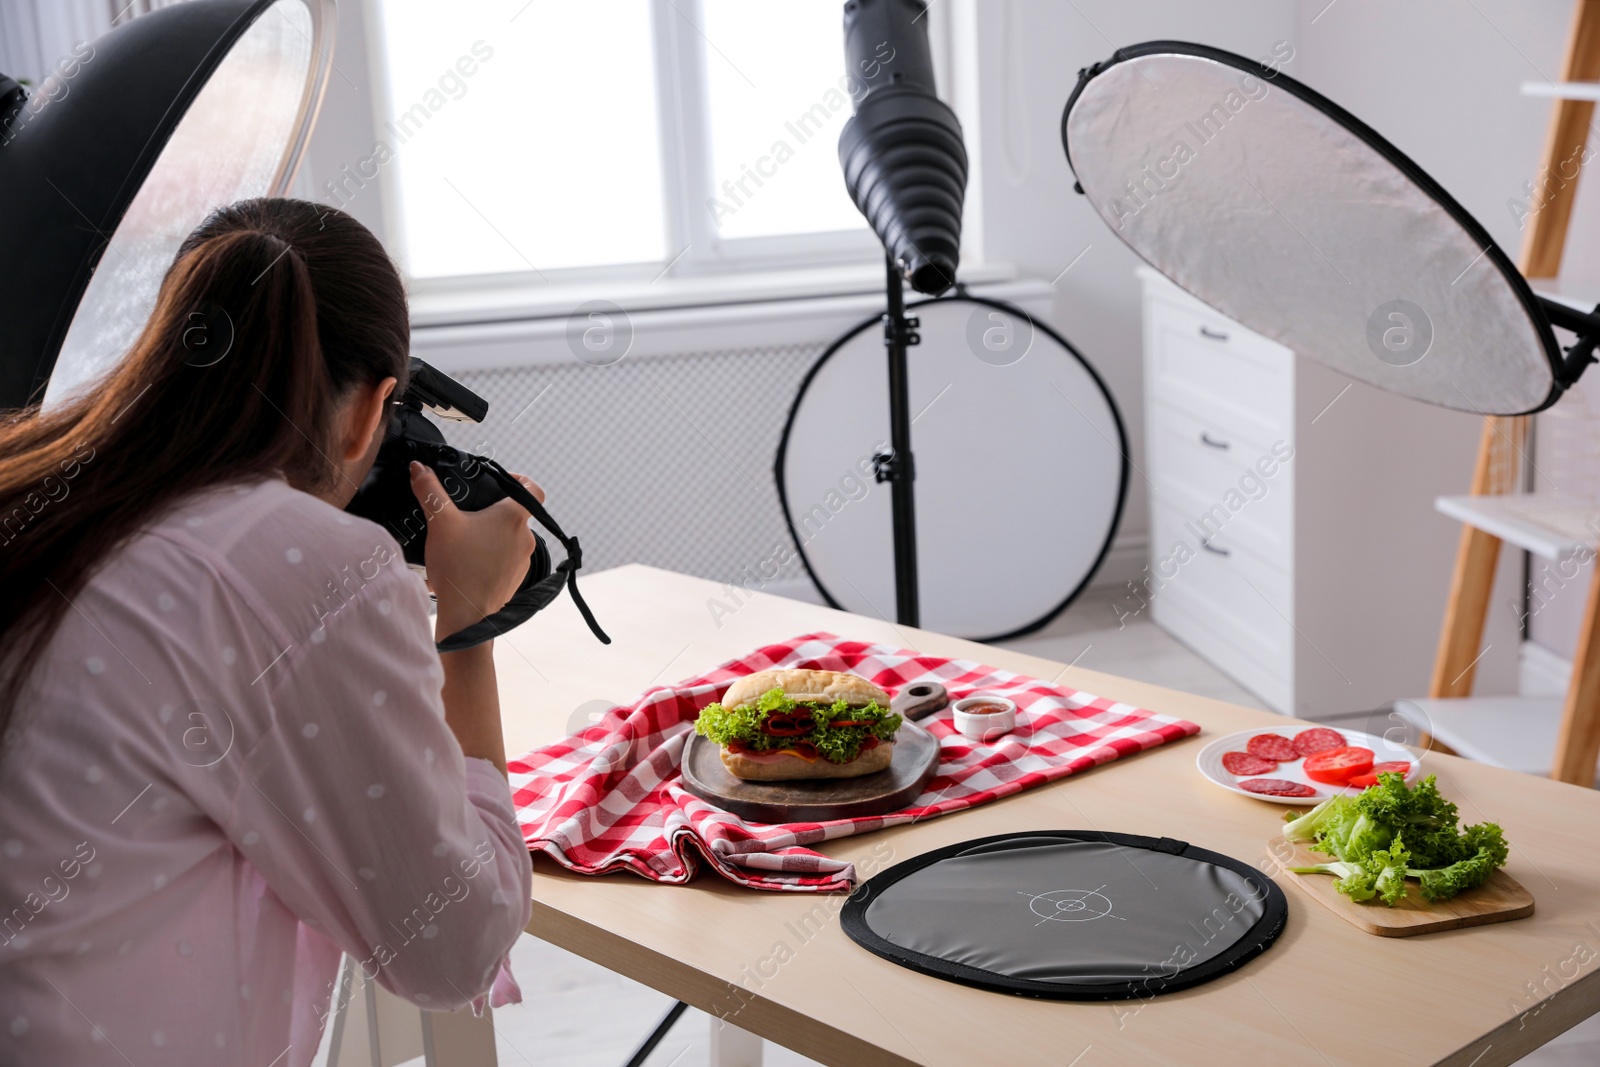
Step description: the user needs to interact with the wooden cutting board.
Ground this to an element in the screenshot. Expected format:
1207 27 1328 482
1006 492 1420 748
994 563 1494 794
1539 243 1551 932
1267 835 1534 937
679 682 947 824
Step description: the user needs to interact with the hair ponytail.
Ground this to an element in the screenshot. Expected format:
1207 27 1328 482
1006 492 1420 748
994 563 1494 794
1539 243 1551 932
0 199 409 741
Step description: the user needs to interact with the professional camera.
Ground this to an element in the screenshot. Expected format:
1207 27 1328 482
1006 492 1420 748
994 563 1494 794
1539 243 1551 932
345 358 609 651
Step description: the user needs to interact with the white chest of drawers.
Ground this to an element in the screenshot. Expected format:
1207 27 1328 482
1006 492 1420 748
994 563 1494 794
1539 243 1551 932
1136 267 1507 717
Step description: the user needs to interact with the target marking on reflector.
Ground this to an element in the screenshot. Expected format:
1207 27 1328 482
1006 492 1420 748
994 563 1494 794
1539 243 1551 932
1020 886 1125 924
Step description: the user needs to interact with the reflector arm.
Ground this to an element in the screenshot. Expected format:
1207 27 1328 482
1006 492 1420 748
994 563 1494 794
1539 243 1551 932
1535 295 1600 385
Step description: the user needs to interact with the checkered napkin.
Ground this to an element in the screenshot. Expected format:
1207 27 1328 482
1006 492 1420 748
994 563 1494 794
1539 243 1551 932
508 633 1199 893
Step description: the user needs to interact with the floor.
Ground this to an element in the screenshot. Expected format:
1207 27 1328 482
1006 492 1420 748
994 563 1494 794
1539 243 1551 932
317 587 1599 1067
992 587 1272 712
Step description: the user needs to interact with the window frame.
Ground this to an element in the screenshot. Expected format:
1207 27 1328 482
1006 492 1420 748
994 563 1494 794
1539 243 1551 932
365 0 904 294
650 0 881 277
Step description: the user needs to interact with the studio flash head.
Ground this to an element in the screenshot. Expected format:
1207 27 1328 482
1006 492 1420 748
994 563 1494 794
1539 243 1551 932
837 0 967 296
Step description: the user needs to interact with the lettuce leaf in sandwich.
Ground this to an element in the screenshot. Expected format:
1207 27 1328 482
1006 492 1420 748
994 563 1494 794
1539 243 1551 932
695 686 903 764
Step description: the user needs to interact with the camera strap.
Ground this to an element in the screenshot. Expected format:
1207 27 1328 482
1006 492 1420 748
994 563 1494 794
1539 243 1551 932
434 456 611 652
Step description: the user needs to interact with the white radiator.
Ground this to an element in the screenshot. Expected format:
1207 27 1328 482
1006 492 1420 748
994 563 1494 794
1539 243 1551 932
412 278 1052 588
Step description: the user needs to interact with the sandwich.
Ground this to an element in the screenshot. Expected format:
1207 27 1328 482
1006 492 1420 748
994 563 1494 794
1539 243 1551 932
694 669 903 781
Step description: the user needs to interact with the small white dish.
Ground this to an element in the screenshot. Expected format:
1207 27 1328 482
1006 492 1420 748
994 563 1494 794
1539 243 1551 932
951 695 1017 742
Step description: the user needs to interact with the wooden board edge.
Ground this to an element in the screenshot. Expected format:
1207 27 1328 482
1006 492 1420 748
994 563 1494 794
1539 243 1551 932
1267 835 1534 938
1354 892 1535 938
681 727 942 824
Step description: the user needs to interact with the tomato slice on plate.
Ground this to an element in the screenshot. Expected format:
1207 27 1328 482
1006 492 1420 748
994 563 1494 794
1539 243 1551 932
1346 761 1411 788
1303 746 1374 784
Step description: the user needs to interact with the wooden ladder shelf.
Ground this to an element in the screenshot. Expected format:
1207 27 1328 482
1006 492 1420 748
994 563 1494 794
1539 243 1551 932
1430 0 1600 787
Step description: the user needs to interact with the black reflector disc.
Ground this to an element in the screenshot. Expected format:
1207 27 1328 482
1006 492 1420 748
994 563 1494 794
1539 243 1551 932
842 831 1287 999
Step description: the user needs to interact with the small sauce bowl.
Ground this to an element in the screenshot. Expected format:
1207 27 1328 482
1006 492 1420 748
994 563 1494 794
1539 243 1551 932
951 695 1017 742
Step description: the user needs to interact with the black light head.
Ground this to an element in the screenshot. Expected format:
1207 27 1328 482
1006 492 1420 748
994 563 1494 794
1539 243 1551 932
837 0 967 296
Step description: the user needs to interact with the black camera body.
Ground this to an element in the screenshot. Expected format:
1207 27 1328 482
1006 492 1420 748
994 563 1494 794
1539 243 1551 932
347 403 553 576
345 359 608 651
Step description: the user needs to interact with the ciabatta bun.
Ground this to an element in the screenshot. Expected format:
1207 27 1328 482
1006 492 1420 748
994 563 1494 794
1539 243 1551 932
720 741 895 781
720 669 890 711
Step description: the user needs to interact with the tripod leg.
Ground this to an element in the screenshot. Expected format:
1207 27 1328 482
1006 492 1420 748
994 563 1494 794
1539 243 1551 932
621 1000 689 1067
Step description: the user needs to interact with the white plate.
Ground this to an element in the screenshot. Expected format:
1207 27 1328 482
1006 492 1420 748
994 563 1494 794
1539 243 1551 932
1195 726 1421 805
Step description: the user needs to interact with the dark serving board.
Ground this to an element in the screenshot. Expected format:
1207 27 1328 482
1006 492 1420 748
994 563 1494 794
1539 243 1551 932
680 682 947 824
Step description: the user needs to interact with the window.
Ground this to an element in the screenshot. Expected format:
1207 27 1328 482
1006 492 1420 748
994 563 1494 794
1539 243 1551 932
369 0 874 283
698 0 870 241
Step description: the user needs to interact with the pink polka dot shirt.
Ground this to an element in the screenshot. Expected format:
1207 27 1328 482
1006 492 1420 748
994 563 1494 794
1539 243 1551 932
0 478 532 1066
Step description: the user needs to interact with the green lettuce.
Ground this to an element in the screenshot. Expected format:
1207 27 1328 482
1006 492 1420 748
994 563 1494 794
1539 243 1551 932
694 686 902 764
1283 774 1510 906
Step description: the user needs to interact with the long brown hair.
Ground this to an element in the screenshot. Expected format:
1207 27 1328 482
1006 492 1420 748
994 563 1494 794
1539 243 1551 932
0 198 409 739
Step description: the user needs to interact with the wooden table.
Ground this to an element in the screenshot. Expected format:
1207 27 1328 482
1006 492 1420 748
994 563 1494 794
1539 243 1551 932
496 565 1600 1067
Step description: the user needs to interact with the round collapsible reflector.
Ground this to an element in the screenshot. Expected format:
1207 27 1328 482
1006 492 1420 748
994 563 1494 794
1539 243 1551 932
777 295 1127 641
1061 41 1565 415
842 831 1287 999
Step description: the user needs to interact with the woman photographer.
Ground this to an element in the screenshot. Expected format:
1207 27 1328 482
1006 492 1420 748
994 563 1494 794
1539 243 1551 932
0 199 535 1066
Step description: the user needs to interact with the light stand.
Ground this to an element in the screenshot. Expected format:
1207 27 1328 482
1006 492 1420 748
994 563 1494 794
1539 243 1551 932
877 252 923 625
837 0 967 626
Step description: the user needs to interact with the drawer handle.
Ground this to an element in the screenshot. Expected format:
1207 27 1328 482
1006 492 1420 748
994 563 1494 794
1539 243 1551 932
1201 539 1231 557
1200 432 1231 450
1198 325 1230 341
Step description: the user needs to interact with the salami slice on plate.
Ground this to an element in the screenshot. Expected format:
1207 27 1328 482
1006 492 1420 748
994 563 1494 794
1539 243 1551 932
1238 777 1317 798
1221 751 1279 776
1246 733 1299 761
1292 727 1346 757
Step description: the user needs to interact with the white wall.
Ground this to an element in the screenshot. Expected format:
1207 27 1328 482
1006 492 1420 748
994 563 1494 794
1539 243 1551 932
290 0 391 240
961 0 1298 585
959 0 1581 690
1292 0 1571 682
1293 0 1569 257
961 0 1566 534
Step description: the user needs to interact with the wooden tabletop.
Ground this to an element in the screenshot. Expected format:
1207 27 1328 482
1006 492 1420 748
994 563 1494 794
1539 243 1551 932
496 565 1600 1067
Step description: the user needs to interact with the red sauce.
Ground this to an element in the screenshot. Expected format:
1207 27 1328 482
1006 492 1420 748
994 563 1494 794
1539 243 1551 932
962 702 1010 715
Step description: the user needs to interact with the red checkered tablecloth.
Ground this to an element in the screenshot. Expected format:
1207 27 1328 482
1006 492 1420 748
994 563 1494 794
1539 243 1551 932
509 633 1199 892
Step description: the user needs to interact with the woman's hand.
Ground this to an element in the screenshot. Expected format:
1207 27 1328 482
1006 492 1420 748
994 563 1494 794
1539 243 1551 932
408 462 545 638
